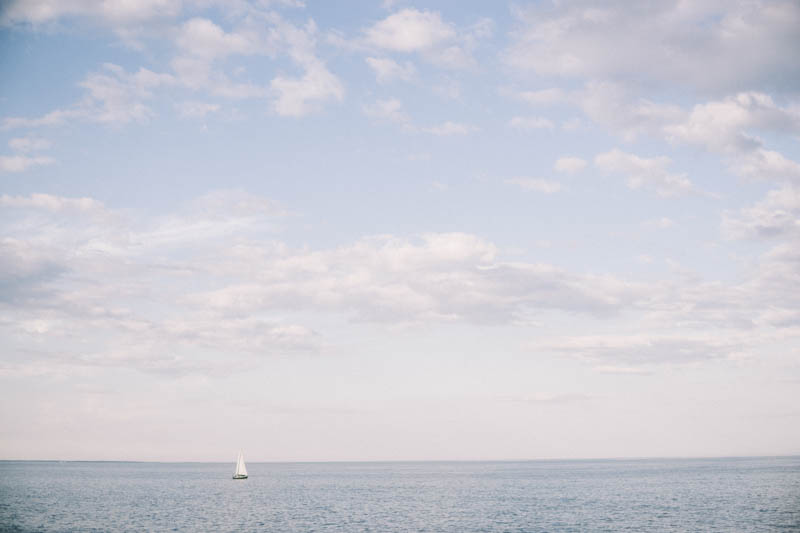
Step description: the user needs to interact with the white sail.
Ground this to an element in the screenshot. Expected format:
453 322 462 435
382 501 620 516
233 451 248 478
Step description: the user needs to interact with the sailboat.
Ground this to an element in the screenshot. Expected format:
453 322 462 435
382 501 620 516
233 451 248 479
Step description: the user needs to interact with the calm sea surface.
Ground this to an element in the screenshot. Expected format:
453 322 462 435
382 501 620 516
1 457 798 532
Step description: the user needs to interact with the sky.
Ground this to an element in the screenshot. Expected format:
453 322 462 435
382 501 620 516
1 0 799 462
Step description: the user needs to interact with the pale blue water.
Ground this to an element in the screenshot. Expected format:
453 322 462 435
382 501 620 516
1 457 798 532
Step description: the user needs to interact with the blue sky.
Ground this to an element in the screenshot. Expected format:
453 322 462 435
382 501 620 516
1 0 799 461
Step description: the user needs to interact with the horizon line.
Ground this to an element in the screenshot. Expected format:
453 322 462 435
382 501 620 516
2 454 798 464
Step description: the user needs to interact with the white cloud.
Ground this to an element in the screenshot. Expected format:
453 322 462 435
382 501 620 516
8 136 51 152
365 8 455 52
0 194 648 343
432 79 461 100
3 189 799 380
271 63 344 116
4 63 176 128
425 45 473 69
577 85 800 188
561 118 583 131
165 15 281 101
269 18 345 116
723 186 800 240
593 365 652 375
0 0 186 48
505 178 561 194
504 0 800 93
362 8 489 69
503 393 593 405
3 12 345 124
646 217 675 229
554 156 586 174
542 335 746 367
168 16 278 100
174 101 220 118
365 57 416 83
79 63 177 123
595 148 692 197
1 0 183 25
662 92 800 184
424 121 478 136
0 155 54 173
735 149 800 183
175 17 255 60
363 98 410 126
0 193 104 212
2 108 84 129
665 92 800 154
578 81 685 141
577 86 800 167
509 116 554 131
516 88 565 106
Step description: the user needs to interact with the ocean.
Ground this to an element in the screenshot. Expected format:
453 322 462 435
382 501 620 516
1 457 798 532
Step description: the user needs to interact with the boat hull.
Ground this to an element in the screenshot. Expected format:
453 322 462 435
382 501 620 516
232 474 248 479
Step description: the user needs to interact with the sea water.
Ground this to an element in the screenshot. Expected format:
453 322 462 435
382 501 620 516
1 457 798 532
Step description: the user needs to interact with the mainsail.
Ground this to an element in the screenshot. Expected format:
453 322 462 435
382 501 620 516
233 451 248 479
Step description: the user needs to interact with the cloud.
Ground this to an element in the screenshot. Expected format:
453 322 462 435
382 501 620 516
365 57 416 83
432 79 461 100
554 156 586 174
645 217 675 229
0 190 300 376
271 63 344 116
593 365 651 375
1 0 183 25
363 98 411 126
174 101 220 118
663 92 800 184
0 237 65 303
542 335 746 367
8 136 51 152
0 0 186 48
3 63 176 128
503 393 593 405
0 155 54 173
0 193 104 212
577 81 685 142
505 178 561 194
362 8 489 69
578 85 800 159
515 88 565 106
365 8 455 52
595 148 692 197
509 116 554 131
723 186 800 240
665 92 800 154
576 85 800 188
2 12 345 125
1 194 646 339
269 18 344 116
175 17 255 60
2 108 84 129
424 121 478 136
187 236 644 324
79 63 177 123
169 16 274 99
503 0 800 94
734 149 800 184
3 188 799 379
